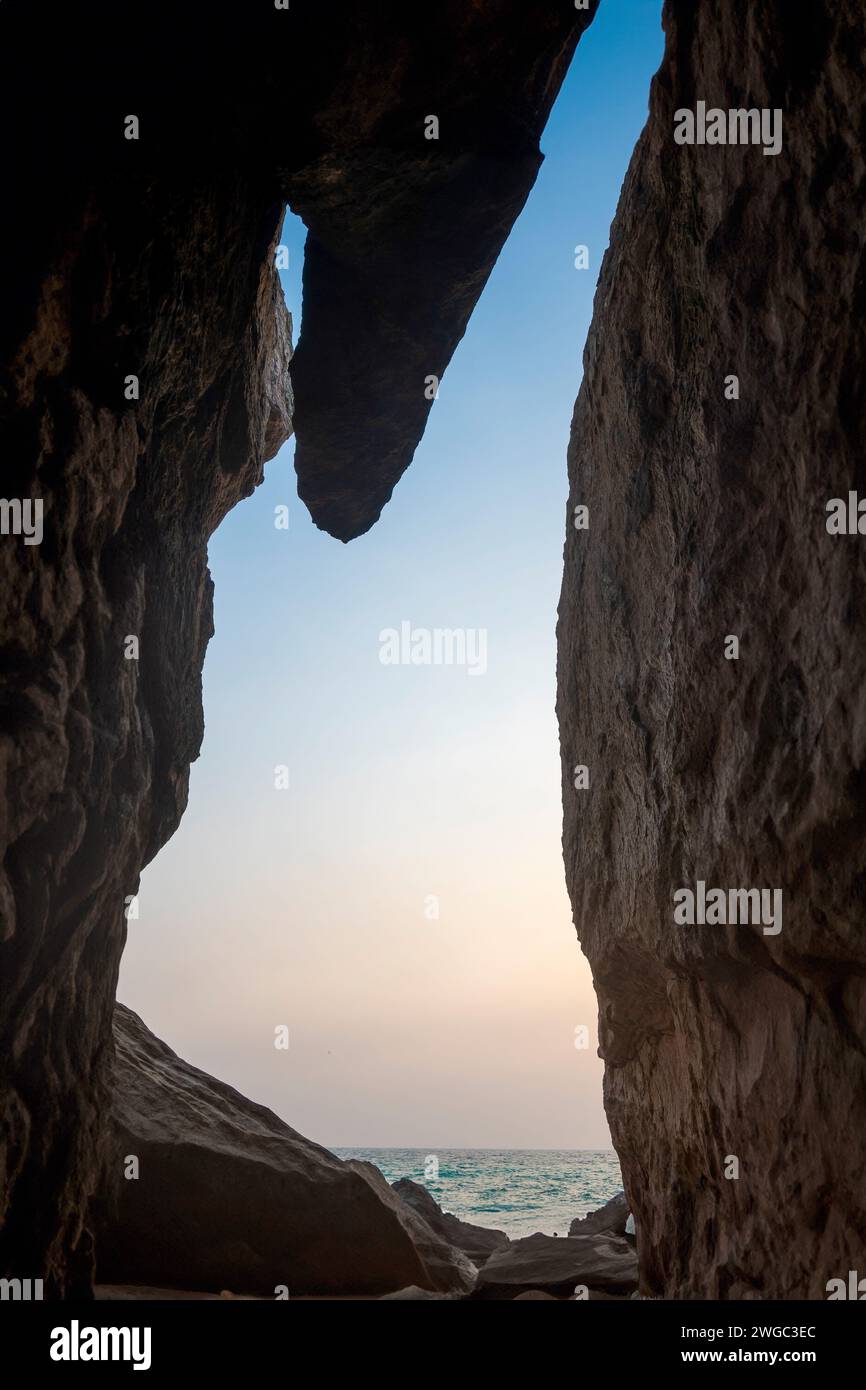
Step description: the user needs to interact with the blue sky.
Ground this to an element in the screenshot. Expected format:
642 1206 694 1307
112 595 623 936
119 0 665 1149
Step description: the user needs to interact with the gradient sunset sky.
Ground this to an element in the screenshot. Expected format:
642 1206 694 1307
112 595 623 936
119 0 665 1149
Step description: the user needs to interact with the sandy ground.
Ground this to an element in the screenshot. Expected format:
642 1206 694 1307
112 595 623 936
95 1285 374 1301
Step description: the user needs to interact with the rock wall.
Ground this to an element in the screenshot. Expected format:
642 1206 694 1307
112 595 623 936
0 0 596 1295
0 163 293 1295
557 0 866 1297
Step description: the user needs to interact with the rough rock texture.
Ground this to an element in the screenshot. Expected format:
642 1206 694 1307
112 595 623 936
557 0 866 1298
93 1006 473 1296
392 1177 510 1265
0 1 597 1295
568 1191 629 1238
0 173 293 1298
473 1232 638 1299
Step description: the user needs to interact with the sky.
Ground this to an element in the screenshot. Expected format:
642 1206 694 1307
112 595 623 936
118 0 665 1150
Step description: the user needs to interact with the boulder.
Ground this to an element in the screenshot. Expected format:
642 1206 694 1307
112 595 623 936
94 1005 474 1297
473 1232 638 1299
391 1178 510 1266
568 1191 630 1238
345 1163 476 1292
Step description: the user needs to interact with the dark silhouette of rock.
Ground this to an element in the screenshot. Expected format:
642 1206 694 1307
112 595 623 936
287 1 599 541
473 1232 638 1299
557 0 866 1298
568 1191 629 1238
392 1178 510 1265
93 1006 473 1297
0 1 599 1294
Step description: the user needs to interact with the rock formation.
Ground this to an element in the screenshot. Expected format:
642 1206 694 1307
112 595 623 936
0 0 597 1296
4 0 864 1306
557 0 866 1297
93 1007 473 1296
391 1177 510 1265
568 1190 629 1238
343 1162 476 1294
473 1231 637 1299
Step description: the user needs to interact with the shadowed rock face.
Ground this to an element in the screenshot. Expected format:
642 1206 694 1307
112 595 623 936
391 1177 510 1265
557 0 866 1298
0 175 293 1295
286 2 597 539
0 1 597 1295
473 1231 638 1299
568 1191 629 1238
94 1007 474 1297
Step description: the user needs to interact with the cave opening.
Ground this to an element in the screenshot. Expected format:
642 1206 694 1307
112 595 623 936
4 0 864 1327
114 1 665 1249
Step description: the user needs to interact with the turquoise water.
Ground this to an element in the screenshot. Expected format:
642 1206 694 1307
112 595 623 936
333 1148 623 1240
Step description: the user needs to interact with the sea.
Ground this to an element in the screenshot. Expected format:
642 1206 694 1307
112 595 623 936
332 1148 623 1240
